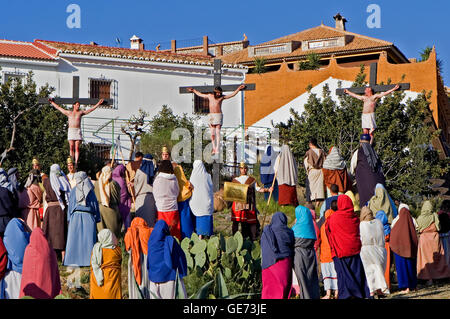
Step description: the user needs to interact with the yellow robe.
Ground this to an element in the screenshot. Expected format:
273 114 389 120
90 246 122 299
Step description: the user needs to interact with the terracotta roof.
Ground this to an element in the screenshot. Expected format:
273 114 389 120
221 24 399 64
0 40 57 60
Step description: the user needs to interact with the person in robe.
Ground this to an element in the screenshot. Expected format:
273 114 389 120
18 169 42 230
94 166 122 238
153 160 181 240
64 171 101 267
260 145 279 202
0 218 30 299
319 184 339 218
90 228 122 299
359 206 389 297
19 228 61 299
0 169 16 237
126 151 144 201
31 157 48 181
344 189 361 215
368 183 398 223
7 167 21 203
350 134 386 208
42 164 71 261
416 200 450 284
325 194 370 299
173 164 194 239
189 160 214 239
276 145 298 206
437 200 450 267
390 204 418 293
292 205 320 299
112 164 132 231
231 162 271 241
319 201 338 299
322 146 352 197
305 203 320 252
375 210 392 291
304 138 325 208
147 219 188 299
134 154 157 227
260 212 294 299
125 217 153 299
66 157 77 189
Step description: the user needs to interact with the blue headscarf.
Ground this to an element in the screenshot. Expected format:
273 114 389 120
375 183 398 219
0 169 14 193
260 145 277 185
261 212 294 269
147 220 187 283
292 205 317 239
3 218 30 273
140 154 155 185
7 168 19 192
376 210 391 236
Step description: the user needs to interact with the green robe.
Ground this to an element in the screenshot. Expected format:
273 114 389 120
94 180 122 238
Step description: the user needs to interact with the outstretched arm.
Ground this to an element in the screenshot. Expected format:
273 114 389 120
344 89 365 101
374 84 400 99
223 84 246 99
49 99 70 116
83 98 104 115
187 88 209 99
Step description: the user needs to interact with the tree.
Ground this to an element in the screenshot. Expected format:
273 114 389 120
252 57 267 74
419 46 443 74
297 53 321 71
121 108 150 160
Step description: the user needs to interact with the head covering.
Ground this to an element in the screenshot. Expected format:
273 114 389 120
416 200 440 232
162 146 170 154
0 237 7 280
91 229 118 286
19 228 61 299
260 145 278 185
390 207 418 258
0 168 14 193
152 171 179 212
375 210 391 236
24 169 41 188
124 217 153 285
345 190 360 212
173 165 193 202
261 212 294 269
239 161 248 169
276 144 298 186
139 154 155 185
189 160 213 217
32 158 39 166
49 164 71 210
3 218 30 274
292 205 317 239
325 194 361 258
67 157 74 165
98 166 112 207
7 167 19 191
360 142 381 173
74 171 94 207
398 203 410 213
147 220 187 283
360 206 374 222
323 146 346 170
368 184 395 222
112 164 130 200
360 134 371 142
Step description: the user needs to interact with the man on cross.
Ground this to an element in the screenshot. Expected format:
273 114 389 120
344 84 399 143
187 85 246 155
49 98 103 165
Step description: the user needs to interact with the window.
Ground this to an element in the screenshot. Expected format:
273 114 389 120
88 78 118 109
3 71 26 84
307 38 341 50
193 94 209 114
254 44 287 56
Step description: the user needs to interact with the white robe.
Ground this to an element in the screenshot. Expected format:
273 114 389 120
149 279 187 299
359 219 389 294
127 250 151 299
0 270 22 299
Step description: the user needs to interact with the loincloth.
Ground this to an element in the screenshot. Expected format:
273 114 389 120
361 112 377 130
209 113 223 126
67 127 83 141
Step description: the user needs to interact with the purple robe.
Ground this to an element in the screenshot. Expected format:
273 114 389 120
112 165 132 230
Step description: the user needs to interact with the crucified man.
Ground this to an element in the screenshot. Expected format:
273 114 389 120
187 85 245 155
344 84 399 143
49 98 103 165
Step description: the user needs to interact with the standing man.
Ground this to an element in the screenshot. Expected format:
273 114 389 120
187 85 245 155
66 157 77 189
49 98 104 166
304 138 326 209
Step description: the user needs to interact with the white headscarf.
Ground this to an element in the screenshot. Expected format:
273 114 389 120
91 229 118 287
189 160 213 217
75 171 94 206
275 144 298 186
98 166 112 207
50 164 71 210
323 146 346 170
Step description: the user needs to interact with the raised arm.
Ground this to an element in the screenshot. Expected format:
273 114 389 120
223 84 246 100
49 99 70 116
83 98 104 115
344 89 365 101
374 84 400 99
187 87 209 99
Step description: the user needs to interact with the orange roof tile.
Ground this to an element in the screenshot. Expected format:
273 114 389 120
0 40 57 60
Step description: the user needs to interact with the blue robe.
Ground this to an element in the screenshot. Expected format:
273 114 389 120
394 253 417 290
333 254 370 299
63 188 101 267
178 199 194 239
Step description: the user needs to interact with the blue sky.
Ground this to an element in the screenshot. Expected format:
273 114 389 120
1 0 449 84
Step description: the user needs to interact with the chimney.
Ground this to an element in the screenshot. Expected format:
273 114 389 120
203 35 209 56
333 13 347 31
130 35 145 51
90 41 98 46
171 40 176 53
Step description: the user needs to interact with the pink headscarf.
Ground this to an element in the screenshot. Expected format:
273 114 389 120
19 228 61 299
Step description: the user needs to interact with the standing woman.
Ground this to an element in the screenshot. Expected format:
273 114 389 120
94 166 122 239
375 210 392 292
42 164 71 261
134 154 157 227
390 204 418 293
260 212 294 299
0 169 15 237
189 160 214 239
173 164 194 239
276 145 298 206
292 205 320 299
18 169 42 230
112 164 132 231
260 145 279 202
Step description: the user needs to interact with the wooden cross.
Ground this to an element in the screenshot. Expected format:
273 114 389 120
335 62 410 95
179 59 255 192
